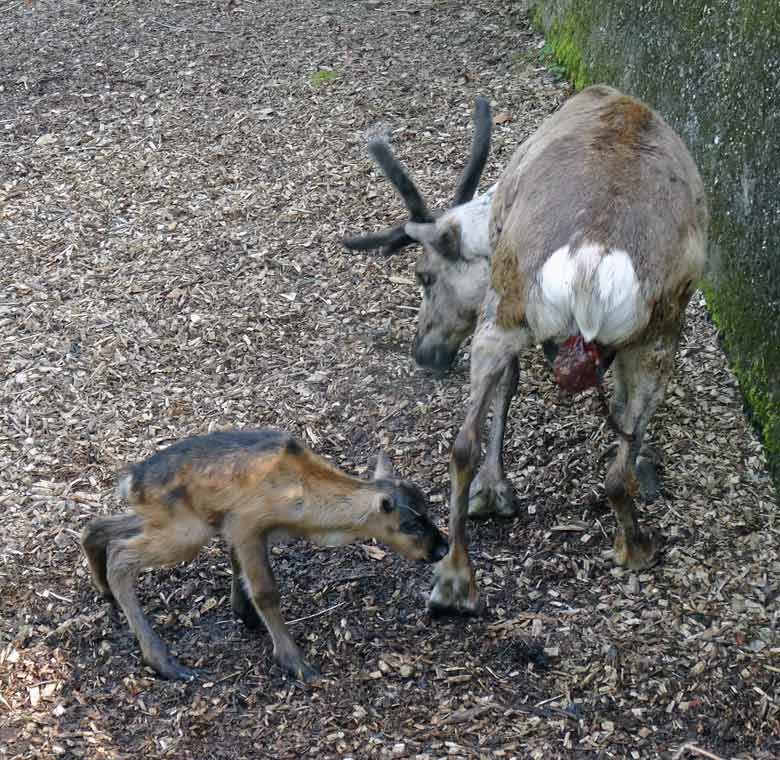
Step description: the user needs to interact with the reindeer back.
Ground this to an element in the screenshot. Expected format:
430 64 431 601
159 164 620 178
491 85 708 345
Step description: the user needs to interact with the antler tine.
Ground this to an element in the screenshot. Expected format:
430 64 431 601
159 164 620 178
367 138 434 224
342 136 435 255
452 96 492 206
342 224 415 256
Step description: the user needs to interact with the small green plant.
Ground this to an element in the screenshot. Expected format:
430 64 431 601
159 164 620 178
309 69 340 88
539 43 569 80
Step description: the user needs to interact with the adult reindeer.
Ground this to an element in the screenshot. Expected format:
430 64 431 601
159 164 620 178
346 86 708 614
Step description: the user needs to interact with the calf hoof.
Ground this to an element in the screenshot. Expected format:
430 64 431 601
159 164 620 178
468 471 517 519
143 639 199 681
276 653 320 684
428 560 482 616
232 601 263 631
636 456 660 503
150 656 199 681
613 527 662 570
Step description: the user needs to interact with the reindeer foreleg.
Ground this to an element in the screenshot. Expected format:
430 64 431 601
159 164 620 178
468 356 520 518
233 534 318 683
430 312 530 614
230 547 263 630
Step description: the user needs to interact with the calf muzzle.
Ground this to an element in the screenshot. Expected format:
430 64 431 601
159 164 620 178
429 534 449 563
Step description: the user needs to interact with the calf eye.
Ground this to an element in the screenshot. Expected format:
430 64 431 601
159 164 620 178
416 271 436 289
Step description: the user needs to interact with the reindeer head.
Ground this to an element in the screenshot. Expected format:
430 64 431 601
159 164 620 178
344 99 495 372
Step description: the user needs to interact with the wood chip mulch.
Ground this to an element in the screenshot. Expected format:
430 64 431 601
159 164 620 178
1 1 778 758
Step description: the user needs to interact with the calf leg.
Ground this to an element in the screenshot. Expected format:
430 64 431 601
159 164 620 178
105 512 212 680
468 356 520 518
233 534 317 682
81 514 144 600
230 547 263 630
607 328 680 569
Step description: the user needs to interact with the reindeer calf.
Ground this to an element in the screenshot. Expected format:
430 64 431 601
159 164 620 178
81 429 447 681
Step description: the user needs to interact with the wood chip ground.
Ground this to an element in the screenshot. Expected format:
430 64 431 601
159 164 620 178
1 1 778 758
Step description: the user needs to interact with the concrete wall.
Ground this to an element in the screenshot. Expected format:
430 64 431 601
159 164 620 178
529 0 780 487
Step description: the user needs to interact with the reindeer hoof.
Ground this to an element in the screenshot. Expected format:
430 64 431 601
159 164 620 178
428 560 482 616
468 471 517 519
142 639 199 681
296 662 321 684
613 527 662 570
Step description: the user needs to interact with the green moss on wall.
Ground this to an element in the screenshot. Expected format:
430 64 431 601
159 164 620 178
529 0 780 491
701 272 780 475
533 7 589 90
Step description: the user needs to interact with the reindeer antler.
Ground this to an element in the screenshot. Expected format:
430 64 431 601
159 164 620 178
342 223 416 255
343 97 493 256
453 97 492 206
366 139 434 224
342 140 434 255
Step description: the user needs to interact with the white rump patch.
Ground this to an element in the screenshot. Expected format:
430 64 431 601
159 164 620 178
527 243 646 345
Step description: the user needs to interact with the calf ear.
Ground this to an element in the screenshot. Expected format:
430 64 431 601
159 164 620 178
373 450 395 480
405 220 461 260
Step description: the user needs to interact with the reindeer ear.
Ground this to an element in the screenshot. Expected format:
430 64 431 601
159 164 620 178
437 223 461 259
405 221 461 260
373 450 395 480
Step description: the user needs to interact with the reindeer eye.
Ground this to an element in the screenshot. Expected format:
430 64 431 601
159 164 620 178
380 496 394 514
416 271 436 289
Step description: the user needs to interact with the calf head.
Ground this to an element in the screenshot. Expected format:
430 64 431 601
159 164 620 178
369 452 449 563
344 98 494 372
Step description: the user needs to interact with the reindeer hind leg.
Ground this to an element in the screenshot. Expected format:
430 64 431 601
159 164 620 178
105 510 212 680
81 514 144 600
611 358 661 503
607 327 680 569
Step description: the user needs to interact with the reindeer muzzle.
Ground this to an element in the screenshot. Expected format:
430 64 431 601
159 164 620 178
414 338 458 373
